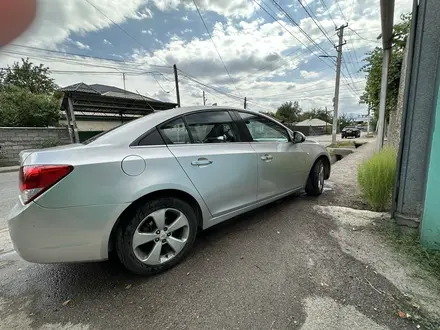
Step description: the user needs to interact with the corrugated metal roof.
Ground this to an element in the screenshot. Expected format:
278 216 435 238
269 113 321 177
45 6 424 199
59 82 171 104
59 82 100 94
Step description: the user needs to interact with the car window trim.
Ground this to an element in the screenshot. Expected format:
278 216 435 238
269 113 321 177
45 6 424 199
182 110 242 144
234 110 292 143
131 108 258 146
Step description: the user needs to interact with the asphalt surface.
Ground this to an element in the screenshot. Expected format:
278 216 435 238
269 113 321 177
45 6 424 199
0 140 428 329
0 192 418 329
0 171 17 230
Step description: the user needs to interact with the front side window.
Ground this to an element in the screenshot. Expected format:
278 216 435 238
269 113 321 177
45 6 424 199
159 118 190 144
185 111 238 143
238 112 288 142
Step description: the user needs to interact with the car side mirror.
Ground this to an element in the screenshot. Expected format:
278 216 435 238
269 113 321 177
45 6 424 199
292 131 306 143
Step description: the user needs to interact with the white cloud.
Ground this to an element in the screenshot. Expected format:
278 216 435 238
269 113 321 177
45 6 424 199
142 29 153 35
12 0 152 49
181 29 193 34
103 39 112 46
74 41 90 50
300 71 320 79
152 0 257 18
182 15 189 21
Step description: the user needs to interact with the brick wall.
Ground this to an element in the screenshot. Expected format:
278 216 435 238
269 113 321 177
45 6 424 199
0 127 71 167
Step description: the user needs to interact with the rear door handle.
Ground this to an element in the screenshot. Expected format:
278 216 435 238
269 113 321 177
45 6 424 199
261 154 273 161
191 158 213 166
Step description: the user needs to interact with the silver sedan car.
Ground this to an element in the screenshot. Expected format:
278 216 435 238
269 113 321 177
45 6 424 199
8 106 330 275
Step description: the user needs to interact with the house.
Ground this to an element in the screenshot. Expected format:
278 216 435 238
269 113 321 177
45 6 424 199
58 82 177 142
294 118 332 136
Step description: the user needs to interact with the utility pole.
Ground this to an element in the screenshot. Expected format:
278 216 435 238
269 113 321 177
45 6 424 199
331 24 347 144
367 107 371 135
203 91 206 105
244 97 247 109
173 64 181 107
376 48 391 151
122 73 126 92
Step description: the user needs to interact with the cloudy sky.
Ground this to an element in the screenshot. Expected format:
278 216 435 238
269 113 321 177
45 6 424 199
1 0 412 115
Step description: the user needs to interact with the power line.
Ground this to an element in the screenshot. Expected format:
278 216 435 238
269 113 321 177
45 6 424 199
192 0 241 96
84 0 162 63
319 0 337 27
296 0 334 46
271 0 337 65
253 0 336 73
178 70 272 111
0 47 166 74
334 0 347 22
8 44 150 67
348 27 380 42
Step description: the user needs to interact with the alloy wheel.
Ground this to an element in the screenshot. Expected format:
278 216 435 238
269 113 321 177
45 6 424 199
132 208 190 265
318 164 324 191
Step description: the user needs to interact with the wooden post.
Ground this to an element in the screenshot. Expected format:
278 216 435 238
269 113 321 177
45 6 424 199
67 96 80 143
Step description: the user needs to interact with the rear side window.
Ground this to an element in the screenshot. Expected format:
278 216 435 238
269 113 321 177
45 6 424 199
137 128 165 146
185 111 238 143
159 118 191 144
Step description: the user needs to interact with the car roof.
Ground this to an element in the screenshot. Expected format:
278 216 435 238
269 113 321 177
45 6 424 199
89 106 248 146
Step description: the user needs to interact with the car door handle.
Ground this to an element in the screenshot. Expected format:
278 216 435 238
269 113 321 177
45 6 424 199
191 158 213 166
261 154 273 161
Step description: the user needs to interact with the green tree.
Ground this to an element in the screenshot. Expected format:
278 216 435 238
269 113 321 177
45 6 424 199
260 111 277 119
275 101 301 123
0 58 56 94
0 85 60 127
360 14 411 120
338 113 354 131
299 107 333 123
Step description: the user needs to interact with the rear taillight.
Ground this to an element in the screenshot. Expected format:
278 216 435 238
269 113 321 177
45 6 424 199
19 165 73 204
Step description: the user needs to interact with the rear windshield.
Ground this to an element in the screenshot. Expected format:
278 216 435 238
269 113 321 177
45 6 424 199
82 123 126 145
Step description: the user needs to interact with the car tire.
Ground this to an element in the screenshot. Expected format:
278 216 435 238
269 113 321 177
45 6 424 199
116 197 197 275
305 159 325 196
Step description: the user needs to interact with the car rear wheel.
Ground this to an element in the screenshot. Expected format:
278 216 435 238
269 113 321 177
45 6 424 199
305 159 325 196
116 197 197 275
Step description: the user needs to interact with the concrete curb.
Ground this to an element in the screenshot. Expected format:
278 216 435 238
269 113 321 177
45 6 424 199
0 166 19 174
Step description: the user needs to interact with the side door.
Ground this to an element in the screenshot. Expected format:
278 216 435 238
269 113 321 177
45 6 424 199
236 111 307 201
161 111 258 217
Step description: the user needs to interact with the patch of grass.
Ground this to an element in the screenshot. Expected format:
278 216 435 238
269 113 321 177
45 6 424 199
358 148 397 211
378 221 440 276
327 140 355 148
327 148 335 157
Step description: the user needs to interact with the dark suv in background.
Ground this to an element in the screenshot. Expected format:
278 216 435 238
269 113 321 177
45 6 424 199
341 126 361 138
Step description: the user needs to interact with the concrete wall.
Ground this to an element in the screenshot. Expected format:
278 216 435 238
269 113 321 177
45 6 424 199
393 0 440 228
0 127 71 167
387 41 409 150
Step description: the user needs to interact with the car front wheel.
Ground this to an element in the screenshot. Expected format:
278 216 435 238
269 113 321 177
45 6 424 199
116 197 197 275
305 159 325 196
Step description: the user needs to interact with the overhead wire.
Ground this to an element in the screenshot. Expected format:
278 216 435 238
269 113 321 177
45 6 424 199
252 0 337 73
192 0 242 96
296 0 334 46
271 0 337 65
319 0 337 27
83 0 164 63
334 0 347 21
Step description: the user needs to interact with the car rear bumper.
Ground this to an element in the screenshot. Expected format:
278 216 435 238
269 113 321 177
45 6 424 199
7 200 129 263
342 132 358 137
